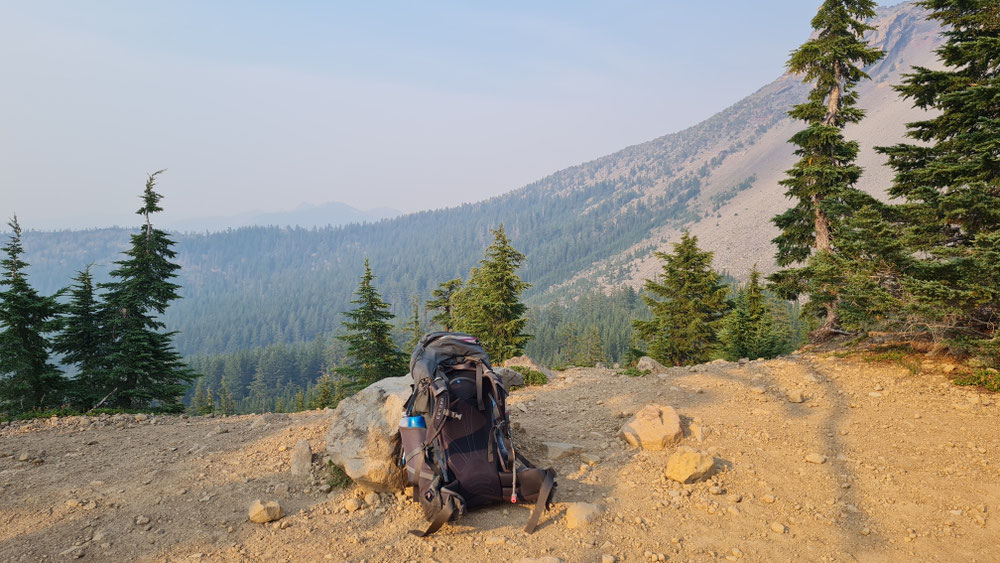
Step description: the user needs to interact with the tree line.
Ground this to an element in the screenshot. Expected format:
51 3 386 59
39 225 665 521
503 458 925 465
1 172 195 414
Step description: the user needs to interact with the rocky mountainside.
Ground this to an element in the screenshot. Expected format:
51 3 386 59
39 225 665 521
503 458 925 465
554 1 943 289
2 352 996 562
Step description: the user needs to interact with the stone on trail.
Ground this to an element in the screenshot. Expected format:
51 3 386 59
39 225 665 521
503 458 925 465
248 500 282 523
786 390 804 403
636 356 667 374
515 558 564 563
343 498 362 512
618 405 682 450
805 453 827 464
543 442 584 460
565 502 603 529
770 521 787 534
325 375 410 492
665 447 716 484
290 439 312 477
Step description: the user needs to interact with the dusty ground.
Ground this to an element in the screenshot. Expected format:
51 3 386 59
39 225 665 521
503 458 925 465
1 352 997 562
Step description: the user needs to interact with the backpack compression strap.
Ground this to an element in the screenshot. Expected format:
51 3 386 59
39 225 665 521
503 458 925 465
524 469 556 533
409 496 457 537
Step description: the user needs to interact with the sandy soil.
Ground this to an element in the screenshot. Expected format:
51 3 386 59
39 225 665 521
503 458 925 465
1 352 997 562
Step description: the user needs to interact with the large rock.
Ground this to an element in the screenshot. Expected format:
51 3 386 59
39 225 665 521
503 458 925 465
502 356 556 380
618 405 682 450
325 375 410 492
565 502 603 529
636 356 667 374
290 439 312 477
494 367 525 389
665 447 716 483
248 500 282 523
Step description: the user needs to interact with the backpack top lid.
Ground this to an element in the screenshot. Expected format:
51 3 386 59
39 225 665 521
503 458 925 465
409 332 492 384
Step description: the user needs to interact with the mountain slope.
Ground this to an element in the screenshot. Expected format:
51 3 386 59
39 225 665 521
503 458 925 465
15 2 942 358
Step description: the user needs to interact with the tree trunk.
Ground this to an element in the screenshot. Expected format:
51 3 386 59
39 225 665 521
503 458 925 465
809 303 841 342
824 63 843 126
812 194 833 252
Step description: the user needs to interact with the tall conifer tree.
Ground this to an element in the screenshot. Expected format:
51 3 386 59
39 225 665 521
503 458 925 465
633 232 728 366
336 259 407 390
100 171 195 409
0 216 65 411
770 0 884 338
54 265 105 406
452 225 531 363
876 0 1000 352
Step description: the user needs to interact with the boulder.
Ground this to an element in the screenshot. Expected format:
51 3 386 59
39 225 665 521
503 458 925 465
494 367 525 389
618 405 682 450
565 502 603 529
290 440 312 477
502 356 556 380
248 500 282 523
325 375 410 492
664 447 715 484
636 356 667 373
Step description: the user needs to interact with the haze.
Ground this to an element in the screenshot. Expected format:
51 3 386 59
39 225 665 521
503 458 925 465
1 1 898 230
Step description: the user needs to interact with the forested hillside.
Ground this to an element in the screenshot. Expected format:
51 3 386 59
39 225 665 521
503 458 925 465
12 2 938 364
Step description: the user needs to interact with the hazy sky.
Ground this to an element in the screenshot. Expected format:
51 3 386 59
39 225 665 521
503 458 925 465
1 1 901 229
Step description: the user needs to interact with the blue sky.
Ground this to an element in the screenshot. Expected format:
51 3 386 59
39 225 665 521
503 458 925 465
0 1 903 229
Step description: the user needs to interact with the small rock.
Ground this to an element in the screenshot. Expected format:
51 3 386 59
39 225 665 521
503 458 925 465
738 358 750 366
542 442 584 460
565 502 603 529
248 500 283 523
364 492 380 506
637 356 667 373
770 522 787 534
484 536 505 545
274 483 289 496
291 440 312 477
602 556 616 563
761 494 776 504
581 453 602 466
618 405 683 450
343 498 362 513
135 515 151 526
726 494 742 503
665 447 715 483
709 486 723 495
786 390 804 403
805 453 827 465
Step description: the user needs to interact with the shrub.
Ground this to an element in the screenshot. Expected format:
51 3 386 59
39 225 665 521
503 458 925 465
326 460 353 488
519 368 548 386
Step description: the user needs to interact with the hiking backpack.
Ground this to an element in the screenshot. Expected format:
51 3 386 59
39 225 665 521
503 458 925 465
398 332 557 537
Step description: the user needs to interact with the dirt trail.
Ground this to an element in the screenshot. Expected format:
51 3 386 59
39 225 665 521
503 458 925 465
2 353 998 562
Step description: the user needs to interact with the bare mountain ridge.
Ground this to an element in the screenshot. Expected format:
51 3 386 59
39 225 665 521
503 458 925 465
541 1 942 291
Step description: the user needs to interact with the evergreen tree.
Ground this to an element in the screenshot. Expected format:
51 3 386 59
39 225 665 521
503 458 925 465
875 0 1000 354
53 265 104 407
405 296 422 353
770 0 884 338
0 216 65 412
720 266 789 361
578 325 605 367
336 259 407 390
452 225 531 363
311 373 337 409
190 378 209 415
218 377 236 416
295 388 305 412
426 278 462 331
633 232 728 366
99 171 196 409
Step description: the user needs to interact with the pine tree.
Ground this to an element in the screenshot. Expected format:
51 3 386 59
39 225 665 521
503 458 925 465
335 259 407 390
295 388 305 412
405 296 422 353
218 377 236 416
770 0 884 338
452 225 531 363
0 216 65 412
875 0 1000 354
53 265 105 407
204 386 215 415
633 232 728 366
190 378 209 415
426 278 462 331
720 266 789 361
99 171 197 409
579 325 605 367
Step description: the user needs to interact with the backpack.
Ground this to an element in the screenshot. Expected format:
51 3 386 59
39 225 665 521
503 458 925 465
398 332 557 537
